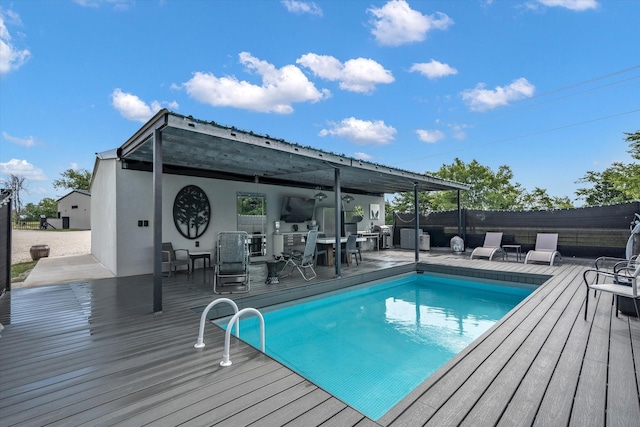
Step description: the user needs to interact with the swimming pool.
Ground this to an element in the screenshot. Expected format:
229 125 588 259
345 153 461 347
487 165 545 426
215 272 534 420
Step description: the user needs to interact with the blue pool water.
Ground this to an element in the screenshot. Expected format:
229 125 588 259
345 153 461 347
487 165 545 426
216 273 534 420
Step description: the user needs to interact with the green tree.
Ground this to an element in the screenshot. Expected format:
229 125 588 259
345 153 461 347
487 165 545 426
21 202 38 221
52 168 91 191
575 131 640 206
38 197 58 218
391 158 575 213
238 196 266 216
519 187 574 211
385 200 395 224
21 198 58 221
391 191 426 214
575 169 627 206
393 158 524 212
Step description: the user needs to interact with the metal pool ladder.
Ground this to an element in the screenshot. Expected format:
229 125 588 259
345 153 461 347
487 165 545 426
220 308 265 367
194 298 239 349
193 298 265 367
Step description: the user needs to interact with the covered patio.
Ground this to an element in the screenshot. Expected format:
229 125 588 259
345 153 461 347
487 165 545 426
110 109 468 313
1 250 639 425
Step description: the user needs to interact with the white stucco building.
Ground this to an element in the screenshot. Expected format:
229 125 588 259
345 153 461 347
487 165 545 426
57 190 91 230
90 150 387 277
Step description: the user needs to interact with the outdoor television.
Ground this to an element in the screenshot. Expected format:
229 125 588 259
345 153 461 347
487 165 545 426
280 196 316 223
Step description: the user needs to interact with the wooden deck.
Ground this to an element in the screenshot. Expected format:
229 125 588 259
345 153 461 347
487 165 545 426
1 249 639 426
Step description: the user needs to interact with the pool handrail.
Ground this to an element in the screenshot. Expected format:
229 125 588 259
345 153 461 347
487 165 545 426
194 298 239 349
220 308 265 367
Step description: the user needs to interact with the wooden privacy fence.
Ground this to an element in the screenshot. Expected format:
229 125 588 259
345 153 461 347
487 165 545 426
393 201 640 258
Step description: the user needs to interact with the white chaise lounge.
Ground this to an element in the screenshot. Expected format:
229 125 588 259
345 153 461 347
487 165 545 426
524 233 561 266
470 232 504 261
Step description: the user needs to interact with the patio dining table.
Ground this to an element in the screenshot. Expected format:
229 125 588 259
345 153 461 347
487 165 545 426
316 236 366 266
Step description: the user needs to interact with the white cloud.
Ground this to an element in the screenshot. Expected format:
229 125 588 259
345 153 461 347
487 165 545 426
3 131 37 147
297 53 394 94
319 117 396 145
183 52 330 114
73 0 135 11
354 152 373 160
341 58 395 93
0 159 47 181
536 0 598 11
461 78 535 112
0 8 31 74
281 0 322 16
28 186 48 196
70 162 79 170
416 129 444 143
410 59 457 80
449 123 468 140
368 0 453 46
73 0 99 7
110 89 177 122
296 53 343 80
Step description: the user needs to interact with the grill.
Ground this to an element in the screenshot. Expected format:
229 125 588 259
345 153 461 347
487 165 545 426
374 225 392 249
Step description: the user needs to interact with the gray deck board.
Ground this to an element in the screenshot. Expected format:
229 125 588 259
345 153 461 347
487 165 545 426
463 266 584 425
102 362 286 426
497 267 585 426
318 407 368 426
282 395 348 426
2 249 639 426
158 373 304 426
214 380 318 426
250 388 333 426
607 316 640 427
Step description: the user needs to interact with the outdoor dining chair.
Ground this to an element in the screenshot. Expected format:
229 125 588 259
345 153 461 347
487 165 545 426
583 263 640 320
162 242 190 277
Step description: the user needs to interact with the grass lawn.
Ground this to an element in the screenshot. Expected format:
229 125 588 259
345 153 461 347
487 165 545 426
11 261 37 282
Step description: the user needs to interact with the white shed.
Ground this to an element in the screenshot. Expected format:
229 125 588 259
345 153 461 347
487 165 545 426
57 190 91 230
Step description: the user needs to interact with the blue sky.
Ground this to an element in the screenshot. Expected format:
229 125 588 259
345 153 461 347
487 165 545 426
1 0 639 206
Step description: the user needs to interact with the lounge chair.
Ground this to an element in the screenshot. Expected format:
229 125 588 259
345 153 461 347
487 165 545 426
213 231 250 294
469 232 504 261
162 242 190 277
524 233 562 266
280 229 318 281
583 263 640 319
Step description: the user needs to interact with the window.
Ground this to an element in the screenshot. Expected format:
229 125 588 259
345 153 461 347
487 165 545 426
237 193 267 256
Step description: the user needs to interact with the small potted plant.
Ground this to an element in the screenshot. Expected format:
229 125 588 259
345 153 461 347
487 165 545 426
352 205 364 223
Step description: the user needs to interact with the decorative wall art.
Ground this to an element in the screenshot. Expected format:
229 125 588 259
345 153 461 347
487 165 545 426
173 185 211 239
370 203 380 220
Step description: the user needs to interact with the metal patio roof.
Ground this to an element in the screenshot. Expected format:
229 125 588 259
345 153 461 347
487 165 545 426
117 110 469 195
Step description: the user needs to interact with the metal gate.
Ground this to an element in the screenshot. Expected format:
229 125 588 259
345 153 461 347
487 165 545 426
1 189 12 294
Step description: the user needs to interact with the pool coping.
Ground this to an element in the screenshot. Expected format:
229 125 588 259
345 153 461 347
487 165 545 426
416 262 552 286
195 262 551 320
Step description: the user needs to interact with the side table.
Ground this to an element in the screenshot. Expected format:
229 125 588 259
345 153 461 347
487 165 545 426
266 260 280 284
189 251 211 272
502 245 522 262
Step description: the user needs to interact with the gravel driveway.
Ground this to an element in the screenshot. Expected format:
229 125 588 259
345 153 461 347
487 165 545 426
11 230 91 263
